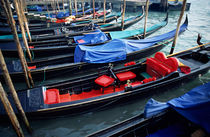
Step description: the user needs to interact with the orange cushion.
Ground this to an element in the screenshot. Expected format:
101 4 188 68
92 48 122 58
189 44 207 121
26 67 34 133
45 89 60 104
95 75 114 87
116 71 136 81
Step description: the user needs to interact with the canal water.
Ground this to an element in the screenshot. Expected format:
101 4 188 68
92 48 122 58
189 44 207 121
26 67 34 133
0 0 209 136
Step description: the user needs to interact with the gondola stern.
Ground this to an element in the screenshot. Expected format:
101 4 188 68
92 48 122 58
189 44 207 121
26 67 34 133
164 12 169 25
184 14 188 26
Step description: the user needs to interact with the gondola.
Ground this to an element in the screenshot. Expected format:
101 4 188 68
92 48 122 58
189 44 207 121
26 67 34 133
28 13 168 48
27 5 90 13
0 43 209 119
0 17 187 83
1 13 168 56
0 10 120 36
27 7 144 36
27 9 114 30
87 82 210 137
0 9 113 32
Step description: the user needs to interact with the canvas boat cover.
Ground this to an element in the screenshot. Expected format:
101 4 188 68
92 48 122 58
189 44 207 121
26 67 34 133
144 82 210 133
74 21 187 63
73 29 110 45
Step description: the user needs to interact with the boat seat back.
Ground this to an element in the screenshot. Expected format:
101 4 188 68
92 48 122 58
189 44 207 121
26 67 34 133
45 89 60 104
146 52 179 78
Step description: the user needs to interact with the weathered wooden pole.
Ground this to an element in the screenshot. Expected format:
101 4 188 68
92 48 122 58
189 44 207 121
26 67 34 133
103 0 106 23
121 0 126 31
46 2 50 18
18 0 32 42
74 0 78 15
0 82 25 137
170 0 187 54
1 0 34 88
0 50 32 134
13 0 33 62
57 0 61 12
62 0 65 11
69 0 72 15
82 0 85 16
93 0 95 19
143 0 149 39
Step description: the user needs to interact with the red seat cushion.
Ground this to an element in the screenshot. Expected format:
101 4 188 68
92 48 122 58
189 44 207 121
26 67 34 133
116 71 136 81
164 57 179 72
95 75 115 87
45 89 60 104
146 52 179 77
146 58 171 77
154 52 167 62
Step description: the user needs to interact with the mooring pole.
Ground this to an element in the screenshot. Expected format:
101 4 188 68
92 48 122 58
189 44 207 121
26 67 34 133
0 82 25 137
170 0 187 54
93 0 95 19
121 0 126 31
1 0 34 88
13 0 33 62
103 0 106 23
19 0 32 43
56 0 60 12
69 0 72 15
0 50 32 134
82 0 85 16
143 0 149 39
74 0 78 15
62 0 65 11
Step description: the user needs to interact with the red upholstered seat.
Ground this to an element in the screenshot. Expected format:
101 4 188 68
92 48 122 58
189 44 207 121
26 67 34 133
116 71 136 81
154 52 167 62
45 89 60 104
95 75 115 87
146 58 171 77
146 52 179 78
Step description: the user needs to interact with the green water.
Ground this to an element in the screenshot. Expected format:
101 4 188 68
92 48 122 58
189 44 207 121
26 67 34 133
0 0 209 136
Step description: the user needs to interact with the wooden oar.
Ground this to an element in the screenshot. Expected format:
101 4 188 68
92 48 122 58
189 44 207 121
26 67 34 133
167 42 210 57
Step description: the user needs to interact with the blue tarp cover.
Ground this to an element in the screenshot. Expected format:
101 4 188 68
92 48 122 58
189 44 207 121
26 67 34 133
144 82 210 133
74 21 187 63
74 29 109 45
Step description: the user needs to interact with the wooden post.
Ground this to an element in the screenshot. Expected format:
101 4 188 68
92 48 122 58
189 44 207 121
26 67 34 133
18 0 32 43
93 0 95 19
69 0 72 15
121 0 126 31
74 0 78 15
13 0 33 62
0 50 32 134
103 0 106 23
47 2 50 18
170 0 187 54
143 0 149 39
0 83 25 137
82 0 85 16
1 0 34 88
62 0 65 11
57 0 61 12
